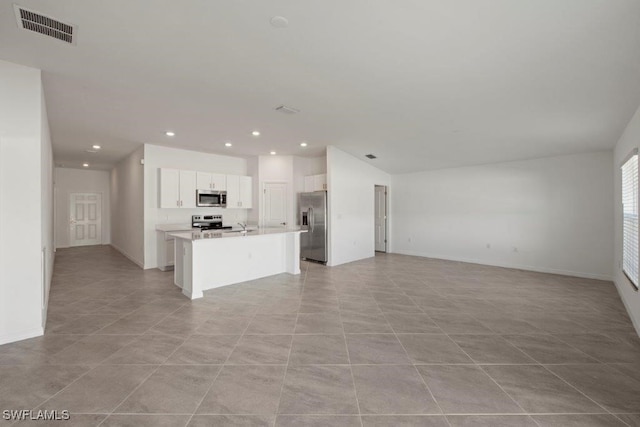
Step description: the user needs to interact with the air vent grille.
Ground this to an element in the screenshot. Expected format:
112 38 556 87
365 154 377 159
14 5 76 44
275 105 300 115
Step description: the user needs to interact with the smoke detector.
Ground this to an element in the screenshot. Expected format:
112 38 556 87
275 105 300 115
14 5 77 45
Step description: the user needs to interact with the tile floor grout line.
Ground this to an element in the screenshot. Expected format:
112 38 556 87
273 264 306 426
339 276 364 427
374 290 451 426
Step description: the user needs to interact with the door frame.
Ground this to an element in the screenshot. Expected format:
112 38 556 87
68 192 103 247
374 184 388 253
260 181 289 228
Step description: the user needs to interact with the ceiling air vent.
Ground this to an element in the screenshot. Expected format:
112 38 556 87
365 154 377 159
275 105 300 115
14 5 76 45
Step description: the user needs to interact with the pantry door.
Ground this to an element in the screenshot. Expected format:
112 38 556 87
262 182 288 228
69 193 102 246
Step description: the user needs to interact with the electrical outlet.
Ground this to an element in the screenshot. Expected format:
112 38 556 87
486 243 491 249
408 238 412 243
512 247 518 253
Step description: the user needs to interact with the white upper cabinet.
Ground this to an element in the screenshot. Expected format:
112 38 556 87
179 170 197 208
161 168 251 209
304 173 327 192
160 169 197 208
160 168 180 208
196 172 227 190
226 174 252 209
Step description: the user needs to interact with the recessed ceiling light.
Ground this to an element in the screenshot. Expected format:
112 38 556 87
92 144 101 149
252 131 260 136
82 163 89 167
225 142 232 147
270 151 276 155
300 142 308 147
165 131 175 137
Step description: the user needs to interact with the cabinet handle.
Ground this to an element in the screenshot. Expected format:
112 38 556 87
180 200 183 207
212 183 215 189
176 200 179 207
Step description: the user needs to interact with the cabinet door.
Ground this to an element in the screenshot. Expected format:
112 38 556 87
160 168 180 208
304 176 314 192
239 176 253 209
314 174 327 191
211 174 227 190
226 174 240 208
179 170 197 208
196 172 212 189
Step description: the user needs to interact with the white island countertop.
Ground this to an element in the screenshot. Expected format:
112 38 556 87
170 227 305 299
169 227 305 241
155 223 195 232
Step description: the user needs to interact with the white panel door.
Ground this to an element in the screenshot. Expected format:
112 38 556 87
160 168 180 208
179 170 197 208
263 183 287 227
69 193 102 247
374 185 387 252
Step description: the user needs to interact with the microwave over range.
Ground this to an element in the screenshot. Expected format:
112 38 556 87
196 190 227 207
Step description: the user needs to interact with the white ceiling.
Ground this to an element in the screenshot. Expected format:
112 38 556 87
1 0 639 173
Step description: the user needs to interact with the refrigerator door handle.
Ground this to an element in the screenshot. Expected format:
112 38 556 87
309 207 314 232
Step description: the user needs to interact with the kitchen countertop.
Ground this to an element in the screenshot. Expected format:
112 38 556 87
155 224 196 232
169 227 305 241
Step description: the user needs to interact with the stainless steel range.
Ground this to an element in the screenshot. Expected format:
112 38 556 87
191 215 232 231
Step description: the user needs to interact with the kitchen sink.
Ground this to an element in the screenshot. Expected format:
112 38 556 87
224 229 257 234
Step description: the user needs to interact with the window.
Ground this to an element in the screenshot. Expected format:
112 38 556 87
622 152 639 290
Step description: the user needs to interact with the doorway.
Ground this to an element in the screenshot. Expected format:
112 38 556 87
262 182 288 228
69 193 102 247
375 185 387 252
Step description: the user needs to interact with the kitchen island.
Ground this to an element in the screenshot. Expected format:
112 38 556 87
169 228 305 299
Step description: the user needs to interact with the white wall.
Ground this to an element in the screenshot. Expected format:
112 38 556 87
614 105 640 335
54 168 111 248
41 88 54 329
0 60 52 344
143 144 248 269
110 146 145 267
392 151 614 280
326 146 391 266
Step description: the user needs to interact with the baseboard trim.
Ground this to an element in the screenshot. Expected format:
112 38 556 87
392 250 613 282
109 244 144 269
0 327 44 346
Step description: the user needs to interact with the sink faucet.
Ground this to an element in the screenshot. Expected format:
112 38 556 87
237 222 247 231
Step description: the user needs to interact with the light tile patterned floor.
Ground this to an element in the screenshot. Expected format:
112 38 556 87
1 245 639 426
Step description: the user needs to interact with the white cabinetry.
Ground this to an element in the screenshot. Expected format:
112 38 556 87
304 173 327 192
196 172 226 190
160 169 197 208
226 174 253 208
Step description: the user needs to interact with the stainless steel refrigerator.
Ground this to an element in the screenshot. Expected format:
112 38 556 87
299 191 327 263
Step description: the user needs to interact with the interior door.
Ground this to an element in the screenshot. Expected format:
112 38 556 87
69 193 102 247
375 185 387 252
263 182 288 227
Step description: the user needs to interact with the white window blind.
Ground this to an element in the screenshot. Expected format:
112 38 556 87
622 153 639 289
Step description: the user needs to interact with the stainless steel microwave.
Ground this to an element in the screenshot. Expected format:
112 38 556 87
196 190 227 207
